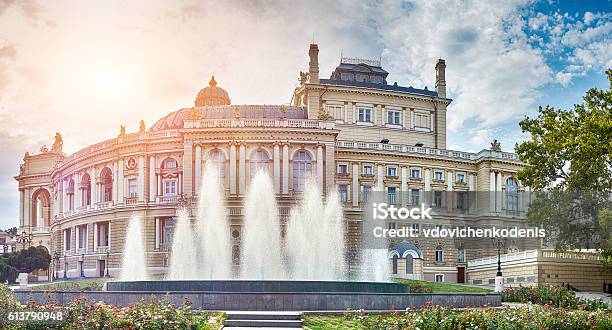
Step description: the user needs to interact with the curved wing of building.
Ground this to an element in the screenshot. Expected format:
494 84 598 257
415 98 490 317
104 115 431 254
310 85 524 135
15 44 534 283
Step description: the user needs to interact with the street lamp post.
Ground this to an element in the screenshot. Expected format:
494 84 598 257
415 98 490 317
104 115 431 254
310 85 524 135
63 254 68 280
493 238 506 292
80 253 85 278
105 250 111 277
53 252 60 281
17 231 32 250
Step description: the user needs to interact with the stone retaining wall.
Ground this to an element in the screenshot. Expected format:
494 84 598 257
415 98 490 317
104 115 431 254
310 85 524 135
14 291 500 311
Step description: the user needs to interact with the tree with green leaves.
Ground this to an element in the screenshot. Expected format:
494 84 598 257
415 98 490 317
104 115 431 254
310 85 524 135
515 69 612 257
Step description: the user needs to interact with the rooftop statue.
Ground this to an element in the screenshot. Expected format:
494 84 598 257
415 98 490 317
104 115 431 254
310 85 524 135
51 132 63 153
491 139 502 152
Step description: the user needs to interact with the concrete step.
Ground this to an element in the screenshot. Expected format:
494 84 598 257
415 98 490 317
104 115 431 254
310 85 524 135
223 319 303 328
225 311 302 320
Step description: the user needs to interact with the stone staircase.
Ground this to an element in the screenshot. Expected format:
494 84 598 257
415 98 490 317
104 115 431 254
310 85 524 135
222 311 303 329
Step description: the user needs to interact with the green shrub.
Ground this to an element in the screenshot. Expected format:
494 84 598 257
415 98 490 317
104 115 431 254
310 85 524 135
502 285 610 311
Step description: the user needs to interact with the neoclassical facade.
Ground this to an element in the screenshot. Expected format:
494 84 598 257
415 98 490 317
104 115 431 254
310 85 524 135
16 44 534 282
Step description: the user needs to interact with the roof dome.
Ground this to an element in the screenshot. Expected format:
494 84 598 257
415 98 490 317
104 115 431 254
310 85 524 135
194 76 231 106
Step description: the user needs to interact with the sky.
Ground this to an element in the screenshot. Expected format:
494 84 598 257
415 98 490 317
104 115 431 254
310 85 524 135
0 0 610 228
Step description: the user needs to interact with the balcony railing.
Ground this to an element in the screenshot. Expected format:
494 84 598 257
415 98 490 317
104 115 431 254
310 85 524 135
335 140 520 162
159 195 178 204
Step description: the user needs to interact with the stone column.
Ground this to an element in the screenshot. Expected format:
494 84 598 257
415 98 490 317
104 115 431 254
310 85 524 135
183 144 193 196
238 143 246 195
93 223 98 252
75 173 81 208
178 173 182 195
149 156 156 202
489 171 496 212
112 162 118 203
117 159 124 203
496 172 503 212
401 166 408 205
352 163 359 207
282 144 289 194
154 218 160 250
19 189 24 227
376 163 384 191
91 168 97 206
316 145 324 193
273 144 280 194
194 145 202 195
138 156 145 202
108 222 112 251
469 174 476 212
157 174 162 197
229 143 237 194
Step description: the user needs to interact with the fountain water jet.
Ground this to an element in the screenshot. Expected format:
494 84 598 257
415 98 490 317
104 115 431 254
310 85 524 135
166 209 199 279
286 178 346 280
197 162 232 279
120 214 149 281
240 169 286 279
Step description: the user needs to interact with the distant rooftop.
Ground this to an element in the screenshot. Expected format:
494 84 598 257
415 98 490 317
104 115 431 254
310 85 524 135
320 79 438 97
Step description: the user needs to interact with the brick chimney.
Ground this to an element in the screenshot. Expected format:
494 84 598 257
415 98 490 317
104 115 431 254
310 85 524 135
309 44 320 84
435 59 446 98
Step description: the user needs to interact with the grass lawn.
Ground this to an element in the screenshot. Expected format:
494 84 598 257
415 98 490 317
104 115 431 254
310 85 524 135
394 278 492 293
304 315 367 330
34 278 109 291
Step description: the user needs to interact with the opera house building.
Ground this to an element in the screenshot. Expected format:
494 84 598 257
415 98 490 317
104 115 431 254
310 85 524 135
15 44 533 283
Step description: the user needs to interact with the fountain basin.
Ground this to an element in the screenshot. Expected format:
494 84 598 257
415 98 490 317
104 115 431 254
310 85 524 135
106 280 411 293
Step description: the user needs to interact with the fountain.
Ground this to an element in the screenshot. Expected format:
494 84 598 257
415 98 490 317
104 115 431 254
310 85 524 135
240 169 286 279
119 214 149 281
103 170 501 310
286 178 346 280
196 162 232 279
166 209 199 279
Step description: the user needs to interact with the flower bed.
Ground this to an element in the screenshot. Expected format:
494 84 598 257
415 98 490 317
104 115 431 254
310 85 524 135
0 284 222 329
502 285 610 311
305 303 612 330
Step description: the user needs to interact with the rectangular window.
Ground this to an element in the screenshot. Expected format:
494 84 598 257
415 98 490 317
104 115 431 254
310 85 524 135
358 107 372 122
435 250 444 263
128 178 138 198
457 191 467 210
328 105 344 120
411 169 421 178
458 249 466 263
434 171 444 181
387 187 397 204
164 180 177 196
456 173 466 183
415 113 430 129
410 189 420 205
337 164 348 174
435 274 444 282
362 185 371 203
434 191 442 207
97 222 109 247
78 225 87 249
387 167 397 177
387 110 401 125
387 222 396 230
339 184 348 203
64 228 71 251
363 165 373 175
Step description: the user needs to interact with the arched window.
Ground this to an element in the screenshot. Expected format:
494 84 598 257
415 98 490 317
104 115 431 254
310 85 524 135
67 179 75 210
392 255 398 274
100 168 113 202
506 178 519 211
208 149 226 186
405 254 414 274
435 245 444 263
32 189 51 228
249 149 271 178
81 174 91 206
292 150 312 192
163 158 178 169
